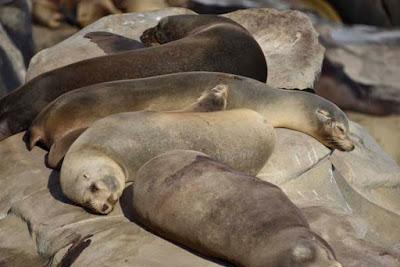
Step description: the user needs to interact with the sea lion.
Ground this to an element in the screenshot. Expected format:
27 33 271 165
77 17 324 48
0 14 266 141
132 149 343 267
28 72 353 163
60 109 275 214
44 84 228 168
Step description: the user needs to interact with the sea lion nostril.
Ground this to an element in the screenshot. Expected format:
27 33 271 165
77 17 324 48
101 204 109 212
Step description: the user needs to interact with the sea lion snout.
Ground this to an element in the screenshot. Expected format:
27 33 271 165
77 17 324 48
84 178 121 214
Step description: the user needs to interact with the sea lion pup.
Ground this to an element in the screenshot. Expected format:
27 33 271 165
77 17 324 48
132 150 343 267
0 15 266 141
28 72 353 158
60 109 275 214
44 85 228 169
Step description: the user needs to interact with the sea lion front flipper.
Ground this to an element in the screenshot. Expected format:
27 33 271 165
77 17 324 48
184 84 229 112
84 31 145 54
47 128 88 170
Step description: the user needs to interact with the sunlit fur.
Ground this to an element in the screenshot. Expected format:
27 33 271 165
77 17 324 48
60 151 125 214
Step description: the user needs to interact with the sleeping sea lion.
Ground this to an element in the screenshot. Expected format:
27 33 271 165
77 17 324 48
0 14 266 141
60 109 275 214
132 149 343 267
44 84 228 168
28 72 353 167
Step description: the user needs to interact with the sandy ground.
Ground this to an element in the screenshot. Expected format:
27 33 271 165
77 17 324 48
348 112 400 166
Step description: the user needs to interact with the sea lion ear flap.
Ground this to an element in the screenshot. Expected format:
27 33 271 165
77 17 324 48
84 31 145 54
46 128 88 170
291 241 314 263
316 109 332 124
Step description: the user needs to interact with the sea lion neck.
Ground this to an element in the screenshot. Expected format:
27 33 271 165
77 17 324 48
241 88 326 138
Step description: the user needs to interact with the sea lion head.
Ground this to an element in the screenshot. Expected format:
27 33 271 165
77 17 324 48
314 106 354 152
141 15 238 45
60 153 125 214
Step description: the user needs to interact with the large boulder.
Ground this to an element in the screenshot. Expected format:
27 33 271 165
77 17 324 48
27 7 324 89
258 122 400 249
315 24 400 115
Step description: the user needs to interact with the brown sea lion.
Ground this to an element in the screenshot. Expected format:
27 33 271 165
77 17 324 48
132 149 343 267
28 72 353 167
0 14 266 141
44 84 228 169
60 109 275 214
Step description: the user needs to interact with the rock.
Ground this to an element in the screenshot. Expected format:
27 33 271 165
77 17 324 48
347 112 400 166
331 122 400 246
0 215 45 267
0 23 26 97
224 8 324 89
27 8 324 89
26 8 195 80
328 0 400 27
32 23 78 53
315 24 400 115
0 0 34 66
258 122 400 248
303 206 400 267
257 128 331 186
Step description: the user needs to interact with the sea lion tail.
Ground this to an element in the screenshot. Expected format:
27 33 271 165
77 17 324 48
27 126 43 151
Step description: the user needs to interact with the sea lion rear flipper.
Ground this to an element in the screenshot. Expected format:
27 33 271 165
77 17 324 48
84 31 145 54
47 128 88 169
184 84 229 112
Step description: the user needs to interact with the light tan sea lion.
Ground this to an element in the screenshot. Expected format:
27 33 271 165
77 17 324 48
60 109 275 214
44 84 228 169
0 15 266 141
28 72 353 167
132 149 343 267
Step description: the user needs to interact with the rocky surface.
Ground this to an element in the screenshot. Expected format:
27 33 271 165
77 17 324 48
347 112 400 166
224 8 324 89
258 122 400 249
0 23 26 97
315 24 400 115
27 7 324 89
257 123 400 266
0 0 34 66
27 8 195 80
33 23 78 53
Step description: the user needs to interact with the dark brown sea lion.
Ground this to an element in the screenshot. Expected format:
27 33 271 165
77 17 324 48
60 109 275 214
0 14 266 141
28 72 353 166
132 149 343 267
